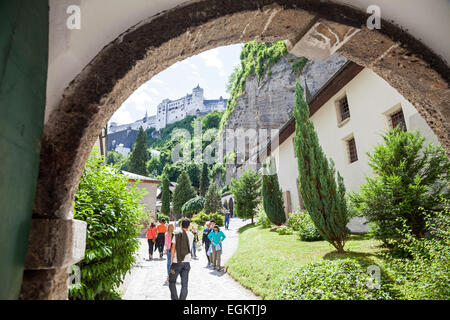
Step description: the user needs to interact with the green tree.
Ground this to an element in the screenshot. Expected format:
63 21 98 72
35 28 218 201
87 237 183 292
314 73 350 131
186 162 201 189
350 128 450 247
231 169 260 224
204 183 223 214
261 158 286 226
129 126 148 176
71 151 144 299
199 162 210 196
172 170 196 217
160 170 171 215
293 82 349 253
106 150 125 166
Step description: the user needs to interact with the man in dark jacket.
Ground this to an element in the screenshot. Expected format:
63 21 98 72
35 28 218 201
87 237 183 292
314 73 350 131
202 221 212 267
169 218 194 300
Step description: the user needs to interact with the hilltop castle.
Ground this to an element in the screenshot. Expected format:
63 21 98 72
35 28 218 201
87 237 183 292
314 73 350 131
108 85 227 154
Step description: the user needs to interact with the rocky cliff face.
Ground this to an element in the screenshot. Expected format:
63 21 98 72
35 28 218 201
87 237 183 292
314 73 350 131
223 53 348 182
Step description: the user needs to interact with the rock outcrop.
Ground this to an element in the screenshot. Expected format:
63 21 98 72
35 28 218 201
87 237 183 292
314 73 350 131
223 53 348 182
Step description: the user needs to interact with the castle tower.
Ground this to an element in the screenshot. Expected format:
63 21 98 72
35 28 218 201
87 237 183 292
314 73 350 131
192 84 204 113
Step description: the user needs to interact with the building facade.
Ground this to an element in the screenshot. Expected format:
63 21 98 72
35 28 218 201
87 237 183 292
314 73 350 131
244 62 441 233
122 170 160 217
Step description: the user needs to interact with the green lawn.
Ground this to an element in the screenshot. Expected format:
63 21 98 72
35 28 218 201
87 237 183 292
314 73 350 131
226 224 385 299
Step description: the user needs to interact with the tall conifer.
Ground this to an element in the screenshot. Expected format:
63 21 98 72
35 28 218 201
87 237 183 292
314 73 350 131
172 170 196 216
199 162 210 196
129 127 148 176
261 158 286 226
293 82 348 253
160 170 171 215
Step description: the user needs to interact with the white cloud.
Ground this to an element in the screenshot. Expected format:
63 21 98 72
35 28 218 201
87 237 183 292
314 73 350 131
149 88 159 95
110 109 133 125
151 78 166 85
200 48 226 77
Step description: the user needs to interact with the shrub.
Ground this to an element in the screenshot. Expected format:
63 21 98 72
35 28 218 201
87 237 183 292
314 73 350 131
182 196 205 216
276 226 293 235
287 208 303 231
276 259 391 300
256 205 273 229
70 151 144 300
191 211 224 228
231 169 260 223
157 213 170 223
382 200 450 299
350 128 450 248
297 211 323 241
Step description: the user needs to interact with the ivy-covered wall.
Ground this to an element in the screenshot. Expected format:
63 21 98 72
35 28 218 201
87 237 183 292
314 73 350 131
0 0 48 299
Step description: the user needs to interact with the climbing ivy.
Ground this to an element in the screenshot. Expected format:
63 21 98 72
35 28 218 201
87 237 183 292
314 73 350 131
291 56 308 76
219 41 288 132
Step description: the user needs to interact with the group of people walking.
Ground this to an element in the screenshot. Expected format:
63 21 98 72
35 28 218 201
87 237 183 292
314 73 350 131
144 212 231 300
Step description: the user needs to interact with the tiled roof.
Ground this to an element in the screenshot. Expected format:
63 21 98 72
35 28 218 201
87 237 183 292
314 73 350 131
122 170 160 183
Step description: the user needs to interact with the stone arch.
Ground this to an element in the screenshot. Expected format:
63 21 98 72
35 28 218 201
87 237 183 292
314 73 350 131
26 0 449 299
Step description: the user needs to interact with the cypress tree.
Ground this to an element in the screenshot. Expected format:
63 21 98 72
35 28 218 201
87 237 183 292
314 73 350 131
172 170 196 217
160 171 171 215
261 158 286 226
293 82 348 253
129 127 148 176
199 162 210 196
204 183 222 214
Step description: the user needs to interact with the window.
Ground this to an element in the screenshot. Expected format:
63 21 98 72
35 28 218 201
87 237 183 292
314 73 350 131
338 95 350 122
347 137 358 163
390 109 406 130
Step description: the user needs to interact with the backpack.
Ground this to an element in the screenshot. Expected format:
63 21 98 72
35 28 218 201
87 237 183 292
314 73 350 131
175 230 191 263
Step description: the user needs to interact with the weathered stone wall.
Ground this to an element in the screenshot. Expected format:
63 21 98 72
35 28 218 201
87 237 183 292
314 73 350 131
223 53 348 182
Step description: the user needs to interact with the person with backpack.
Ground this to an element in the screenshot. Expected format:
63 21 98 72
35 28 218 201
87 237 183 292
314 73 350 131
155 218 167 259
207 225 226 271
145 222 157 260
202 221 212 267
169 218 194 300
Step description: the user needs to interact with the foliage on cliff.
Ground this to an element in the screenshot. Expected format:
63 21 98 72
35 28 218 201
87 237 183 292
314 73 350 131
220 41 288 132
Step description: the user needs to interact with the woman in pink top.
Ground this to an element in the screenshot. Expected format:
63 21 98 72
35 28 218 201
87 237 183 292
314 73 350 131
164 224 175 279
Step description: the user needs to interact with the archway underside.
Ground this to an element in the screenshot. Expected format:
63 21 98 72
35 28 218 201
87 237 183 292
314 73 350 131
23 0 449 299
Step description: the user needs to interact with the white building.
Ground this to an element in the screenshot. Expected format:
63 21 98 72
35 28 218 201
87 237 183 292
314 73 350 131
109 111 156 134
122 170 160 217
155 84 226 130
244 62 441 233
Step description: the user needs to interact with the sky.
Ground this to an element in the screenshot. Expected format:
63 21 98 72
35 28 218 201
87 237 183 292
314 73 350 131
109 43 243 125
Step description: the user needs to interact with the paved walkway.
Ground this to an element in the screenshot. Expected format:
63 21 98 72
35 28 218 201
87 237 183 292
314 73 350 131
119 218 258 300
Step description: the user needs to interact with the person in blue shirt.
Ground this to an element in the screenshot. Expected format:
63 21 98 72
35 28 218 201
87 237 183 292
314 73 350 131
207 225 226 270
202 221 212 267
224 210 230 230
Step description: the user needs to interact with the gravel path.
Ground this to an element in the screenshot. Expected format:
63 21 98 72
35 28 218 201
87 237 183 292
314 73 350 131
119 218 258 300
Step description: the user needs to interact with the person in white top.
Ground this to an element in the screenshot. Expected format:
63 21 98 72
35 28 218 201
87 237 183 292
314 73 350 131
169 218 194 300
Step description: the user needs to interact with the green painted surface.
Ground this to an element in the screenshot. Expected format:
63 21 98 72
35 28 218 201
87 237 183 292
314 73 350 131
0 0 48 299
